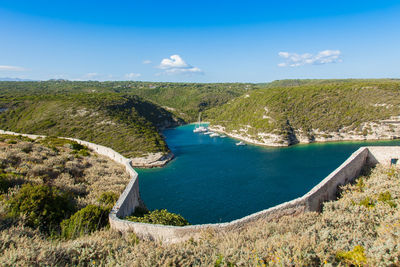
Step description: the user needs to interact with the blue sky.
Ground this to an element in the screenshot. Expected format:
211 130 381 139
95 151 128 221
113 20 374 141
1 0 400 82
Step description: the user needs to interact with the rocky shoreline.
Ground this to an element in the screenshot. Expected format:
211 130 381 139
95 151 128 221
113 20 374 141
209 119 400 147
130 151 174 168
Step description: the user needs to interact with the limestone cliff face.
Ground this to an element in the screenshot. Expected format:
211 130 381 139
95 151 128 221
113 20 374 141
209 116 400 146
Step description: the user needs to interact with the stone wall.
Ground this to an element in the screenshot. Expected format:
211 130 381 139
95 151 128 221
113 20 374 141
1 130 398 244
304 147 369 212
0 130 145 221
367 146 400 166
108 145 399 243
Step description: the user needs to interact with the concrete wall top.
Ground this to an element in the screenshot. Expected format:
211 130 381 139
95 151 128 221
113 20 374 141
367 146 400 166
2 129 399 243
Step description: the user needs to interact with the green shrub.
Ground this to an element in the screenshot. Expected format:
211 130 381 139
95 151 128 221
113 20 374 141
378 191 396 208
336 245 367 266
386 167 398 178
39 137 71 148
70 143 85 151
76 149 90 156
356 178 365 192
358 197 375 208
97 191 119 207
6 183 75 232
0 173 12 193
60 205 110 239
126 209 189 226
20 143 33 153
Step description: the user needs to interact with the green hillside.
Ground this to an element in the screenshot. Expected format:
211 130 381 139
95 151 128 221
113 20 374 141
259 78 400 88
0 93 181 157
206 80 400 143
0 80 253 157
129 82 254 121
0 81 253 122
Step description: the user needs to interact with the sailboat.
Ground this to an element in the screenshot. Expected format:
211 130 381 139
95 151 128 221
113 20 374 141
193 113 208 133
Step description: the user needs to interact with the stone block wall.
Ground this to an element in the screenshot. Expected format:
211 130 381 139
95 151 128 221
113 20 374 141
108 145 399 243
1 130 398 244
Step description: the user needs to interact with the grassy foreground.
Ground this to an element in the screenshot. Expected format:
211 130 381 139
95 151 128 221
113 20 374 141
1 133 399 266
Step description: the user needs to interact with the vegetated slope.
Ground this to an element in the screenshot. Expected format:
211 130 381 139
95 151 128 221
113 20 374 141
0 93 182 158
1 162 399 266
207 80 400 146
128 82 254 121
0 135 188 242
0 134 129 236
259 78 400 88
0 81 254 122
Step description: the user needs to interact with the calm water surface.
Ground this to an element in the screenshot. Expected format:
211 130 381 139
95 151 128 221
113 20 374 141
137 124 400 224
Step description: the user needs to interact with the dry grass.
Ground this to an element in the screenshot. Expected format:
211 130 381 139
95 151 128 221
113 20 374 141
1 135 399 266
0 136 130 208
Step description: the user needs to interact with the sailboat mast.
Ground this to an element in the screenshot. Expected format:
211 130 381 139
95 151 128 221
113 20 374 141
198 112 201 127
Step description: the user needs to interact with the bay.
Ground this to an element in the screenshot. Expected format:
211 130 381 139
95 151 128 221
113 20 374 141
137 124 400 224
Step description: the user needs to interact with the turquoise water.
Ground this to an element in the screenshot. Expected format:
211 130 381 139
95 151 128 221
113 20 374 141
137 124 400 224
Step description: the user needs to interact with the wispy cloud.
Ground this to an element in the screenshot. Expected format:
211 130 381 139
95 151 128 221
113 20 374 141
84 72 100 79
158 54 203 75
278 50 342 67
125 72 141 79
142 60 152 64
0 65 26 71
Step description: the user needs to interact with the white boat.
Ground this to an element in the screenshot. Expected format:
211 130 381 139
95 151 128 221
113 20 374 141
193 113 208 133
236 141 246 146
203 131 213 135
193 126 207 133
220 135 227 138
210 133 220 137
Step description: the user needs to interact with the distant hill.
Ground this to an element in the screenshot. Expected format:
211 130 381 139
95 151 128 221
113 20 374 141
0 81 253 122
0 77 35 82
258 78 400 88
207 79 400 146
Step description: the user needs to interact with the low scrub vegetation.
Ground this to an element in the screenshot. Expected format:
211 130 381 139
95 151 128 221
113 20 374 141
0 135 189 243
207 79 400 139
1 135 399 266
126 207 190 226
60 204 110 239
0 92 179 158
6 183 75 233
0 134 130 237
0 80 252 122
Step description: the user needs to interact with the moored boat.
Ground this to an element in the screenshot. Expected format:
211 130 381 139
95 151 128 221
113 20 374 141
193 113 208 133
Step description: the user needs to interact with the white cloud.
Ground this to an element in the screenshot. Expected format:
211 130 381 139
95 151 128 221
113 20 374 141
278 50 342 67
125 72 142 79
143 60 152 64
278 52 290 58
0 65 26 71
84 72 100 78
158 54 203 75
